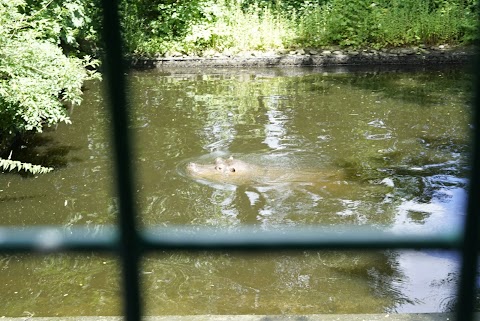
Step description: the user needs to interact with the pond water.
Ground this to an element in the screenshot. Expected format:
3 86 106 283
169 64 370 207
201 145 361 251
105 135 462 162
0 65 472 316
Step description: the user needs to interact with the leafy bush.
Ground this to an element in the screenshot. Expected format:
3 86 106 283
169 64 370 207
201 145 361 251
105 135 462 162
20 0 101 55
123 0 296 56
296 0 375 47
0 0 97 132
120 0 478 56
0 0 98 173
183 1 295 54
120 0 218 55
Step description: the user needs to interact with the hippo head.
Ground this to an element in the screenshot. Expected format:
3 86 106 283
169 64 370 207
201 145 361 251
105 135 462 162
187 157 237 176
187 156 254 185
214 156 237 174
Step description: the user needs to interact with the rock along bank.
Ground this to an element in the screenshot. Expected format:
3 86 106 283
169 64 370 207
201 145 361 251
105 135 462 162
131 46 474 69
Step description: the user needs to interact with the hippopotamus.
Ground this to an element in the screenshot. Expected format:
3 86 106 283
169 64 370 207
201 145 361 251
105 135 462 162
187 156 344 188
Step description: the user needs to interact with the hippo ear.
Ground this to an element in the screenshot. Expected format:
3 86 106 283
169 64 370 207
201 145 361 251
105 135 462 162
228 156 234 160
215 157 223 164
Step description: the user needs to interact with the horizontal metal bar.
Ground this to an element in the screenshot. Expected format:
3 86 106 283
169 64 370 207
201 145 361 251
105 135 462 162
0 226 119 253
142 226 462 251
0 225 462 253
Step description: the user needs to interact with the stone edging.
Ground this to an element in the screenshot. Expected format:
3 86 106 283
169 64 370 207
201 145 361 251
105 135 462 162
131 47 474 68
1 314 479 321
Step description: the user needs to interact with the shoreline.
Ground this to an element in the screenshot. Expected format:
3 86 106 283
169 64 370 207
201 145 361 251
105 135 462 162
131 46 474 69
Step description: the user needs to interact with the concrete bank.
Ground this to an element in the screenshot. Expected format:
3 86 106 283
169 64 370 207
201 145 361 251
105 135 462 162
2 314 479 321
131 46 473 69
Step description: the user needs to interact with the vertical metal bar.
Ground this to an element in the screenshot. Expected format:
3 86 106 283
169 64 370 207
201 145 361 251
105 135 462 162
455 27 480 321
100 1 142 321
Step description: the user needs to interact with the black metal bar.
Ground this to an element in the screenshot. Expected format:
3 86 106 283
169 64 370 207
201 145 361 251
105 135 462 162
100 1 142 321
454 25 480 321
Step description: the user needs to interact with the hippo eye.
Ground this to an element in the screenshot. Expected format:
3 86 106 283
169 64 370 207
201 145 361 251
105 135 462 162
215 166 223 171
230 168 236 173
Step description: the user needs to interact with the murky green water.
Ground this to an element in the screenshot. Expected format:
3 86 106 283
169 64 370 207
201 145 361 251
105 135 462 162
0 66 471 316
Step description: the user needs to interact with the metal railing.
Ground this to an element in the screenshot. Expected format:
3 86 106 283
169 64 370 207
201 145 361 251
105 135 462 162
0 1 479 320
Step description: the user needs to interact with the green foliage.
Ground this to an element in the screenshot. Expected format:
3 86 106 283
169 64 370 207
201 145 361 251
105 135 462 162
182 1 294 54
119 0 479 56
322 0 375 46
0 0 99 173
371 0 478 47
238 0 328 13
0 0 98 133
122 0 296 56
21 0 101 55
296 0 479 48
120 0 218 55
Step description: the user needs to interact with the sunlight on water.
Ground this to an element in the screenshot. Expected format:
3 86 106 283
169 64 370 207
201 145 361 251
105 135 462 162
0 65 472 316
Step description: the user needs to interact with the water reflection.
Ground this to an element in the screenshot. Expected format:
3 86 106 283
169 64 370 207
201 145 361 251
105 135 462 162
143 250 401 315
0 65 472 316
134 65 470 315
393 251 460 313
0 254 120 316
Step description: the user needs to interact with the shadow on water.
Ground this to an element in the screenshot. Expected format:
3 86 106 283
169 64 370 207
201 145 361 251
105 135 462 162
2 132 82 175
320 65 473 108
0 194 46 203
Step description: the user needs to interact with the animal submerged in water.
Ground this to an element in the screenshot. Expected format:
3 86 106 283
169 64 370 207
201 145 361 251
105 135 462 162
187 156 344 188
